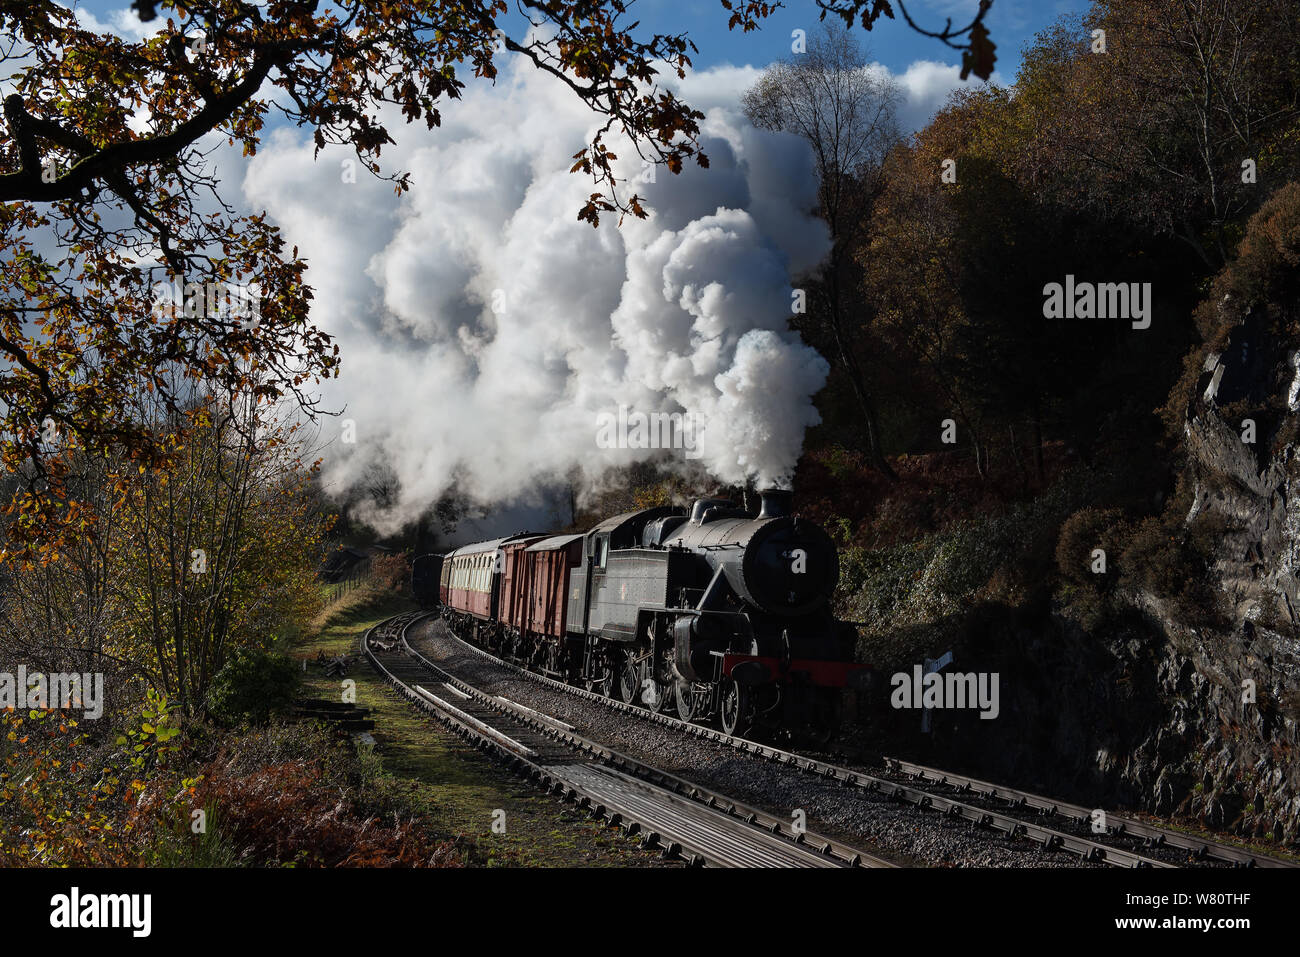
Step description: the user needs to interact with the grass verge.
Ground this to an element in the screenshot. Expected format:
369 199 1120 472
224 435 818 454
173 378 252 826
294 587 669 867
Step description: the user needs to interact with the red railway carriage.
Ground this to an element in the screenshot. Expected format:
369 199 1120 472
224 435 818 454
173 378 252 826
487 533 585 675
521 534 584 639
498 536 547 631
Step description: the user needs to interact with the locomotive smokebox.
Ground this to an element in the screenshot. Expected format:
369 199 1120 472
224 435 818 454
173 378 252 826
757 488 793 519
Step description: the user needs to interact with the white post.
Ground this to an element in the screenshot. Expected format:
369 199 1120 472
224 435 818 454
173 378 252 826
921 650 954 733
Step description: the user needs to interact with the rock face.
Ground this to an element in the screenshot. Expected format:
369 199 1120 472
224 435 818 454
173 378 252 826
1163 306 1300 841
876 306 1300 847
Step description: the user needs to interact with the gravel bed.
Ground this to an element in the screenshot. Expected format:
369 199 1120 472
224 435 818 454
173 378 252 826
408 618 1103 868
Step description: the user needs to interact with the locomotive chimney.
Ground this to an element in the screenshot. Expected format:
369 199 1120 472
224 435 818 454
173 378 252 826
757 488 793 519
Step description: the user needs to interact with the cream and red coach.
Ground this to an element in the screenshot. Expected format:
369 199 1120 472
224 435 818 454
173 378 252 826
439 536 519 623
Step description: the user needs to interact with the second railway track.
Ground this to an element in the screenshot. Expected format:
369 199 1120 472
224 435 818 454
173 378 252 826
420 611 1297 870
362 612 893 869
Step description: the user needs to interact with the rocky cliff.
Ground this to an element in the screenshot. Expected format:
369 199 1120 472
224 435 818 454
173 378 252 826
858 304 1300 848
1150 302 1300 841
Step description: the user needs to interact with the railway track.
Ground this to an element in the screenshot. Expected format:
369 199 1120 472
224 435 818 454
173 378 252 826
875 757 1296 869
361 612 893 869
425 613 1298 870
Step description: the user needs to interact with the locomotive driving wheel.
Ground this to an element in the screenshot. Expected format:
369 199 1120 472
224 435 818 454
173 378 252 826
644 675 669 713
618 654 641 705
719 677 753 738
673 679 697 722
642 649 672 714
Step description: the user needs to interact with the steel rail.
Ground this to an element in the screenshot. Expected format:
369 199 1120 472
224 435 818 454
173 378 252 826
361 613 892 869
881 757 1297 869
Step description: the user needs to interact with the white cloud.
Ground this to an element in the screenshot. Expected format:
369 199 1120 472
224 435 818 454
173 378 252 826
886 59 1008 133
63 3 160 42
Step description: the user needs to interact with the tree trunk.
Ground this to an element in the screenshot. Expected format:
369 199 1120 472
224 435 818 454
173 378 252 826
827 251 896 481
1009 423 1029 494
1031 398 1045 483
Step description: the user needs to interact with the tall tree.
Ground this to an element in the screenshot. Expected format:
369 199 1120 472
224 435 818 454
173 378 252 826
0 376 330 717
743 23 903 478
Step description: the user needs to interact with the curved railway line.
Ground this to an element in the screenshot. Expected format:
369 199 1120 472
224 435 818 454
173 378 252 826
361 612 893 868
423 611 1298 870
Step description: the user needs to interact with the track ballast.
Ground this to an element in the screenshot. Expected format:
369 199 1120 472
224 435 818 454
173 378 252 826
362 612 893 869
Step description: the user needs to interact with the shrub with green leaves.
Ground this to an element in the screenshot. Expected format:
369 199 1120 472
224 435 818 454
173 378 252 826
205 648 299 726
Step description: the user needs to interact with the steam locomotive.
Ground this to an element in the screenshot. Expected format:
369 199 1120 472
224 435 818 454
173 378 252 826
411 490 868 738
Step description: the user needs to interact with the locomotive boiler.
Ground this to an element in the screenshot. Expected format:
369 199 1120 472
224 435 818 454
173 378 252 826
430 490 867 738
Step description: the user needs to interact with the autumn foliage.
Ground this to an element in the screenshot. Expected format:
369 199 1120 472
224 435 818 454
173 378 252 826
1 701 462 867
181 750 461 867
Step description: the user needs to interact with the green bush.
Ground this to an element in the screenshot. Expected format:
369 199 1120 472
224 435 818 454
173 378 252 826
205 647 299 726
1056 507 1128 585
1055 505 1130 626
840 467 1087 627
1120 511 1225 624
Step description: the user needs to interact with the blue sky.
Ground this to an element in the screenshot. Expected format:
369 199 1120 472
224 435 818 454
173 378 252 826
624 0 1090 77
68 0 1090 84
61 0 1095 137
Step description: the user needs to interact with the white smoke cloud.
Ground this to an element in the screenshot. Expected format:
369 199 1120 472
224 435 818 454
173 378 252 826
243 51 833 532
